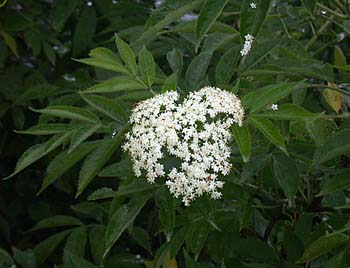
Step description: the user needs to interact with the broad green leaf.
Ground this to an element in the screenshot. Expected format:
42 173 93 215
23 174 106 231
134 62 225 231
297 233 348 263
302 0 317 15
201 32 235 54
115 35 137 76
88 187 116 201
63 226 87 266
104 193 151 258
69 124 101 153
251 104 318 120
323 82 341 114
51 0 80 31
242 82 304 113
29 215 82 232
4 132 70 180
89 225 105 265
306 118 333 145
319 169 350 196
13 248 36 268
232 124 251 163
215 46 240 85
81 94 127 123
63 251 97 268
313 129 350 165
249 117 287 154
185 52 212 91
273 154 300 200
33 230 71 266
72 7 96 57
32 106 100 124
15 123 73 135
115 179 159 197
39 142 98 194
138 46 155 87
77 127 128 197
98 158 133 178
195 0 229 52
132 0 203 52
71 202 104 223
76 48 129 75
185 219 209 259
81 77 147 94
156 187 175 241
43 41 56 65
0 30 18 57
240 0 271 39
161 73 177 93
169 225 189 258
324 250 346 268
167 49 183 74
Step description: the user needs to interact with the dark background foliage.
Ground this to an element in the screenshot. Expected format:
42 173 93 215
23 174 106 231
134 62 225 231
0 0 350 267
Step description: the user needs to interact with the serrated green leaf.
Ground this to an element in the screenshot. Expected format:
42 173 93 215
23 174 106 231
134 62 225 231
232 124 251 163
115 35 137 76
249 117 287 154
156 187 175 241
313 129 350 165
185 219 209 259
39 142 98 194
63 250 97 268
81 76 147 94
98 158 133 178
75 58 129 75
69 124 101 153
88 187 116 201
51 0 80 31
81 94 127 123
167 49 183 74
63 226 87 267
297 233 348 263
0 30 18 57
243 82 304 114
29 215 82 232
252 104 318 120
89 225 105 265
162 73 177 93
139 46 155 87
115 179 159 197
104 193 151 258
215 46 240 85
32 106 100 124
185 52 212 91
319 169 350 196
195 0 229 52
15 123 73 135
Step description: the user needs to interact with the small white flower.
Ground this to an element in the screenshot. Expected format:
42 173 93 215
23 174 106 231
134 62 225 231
271 104 278 111
321 10 326 15
240 34 254 56
250 2 257 9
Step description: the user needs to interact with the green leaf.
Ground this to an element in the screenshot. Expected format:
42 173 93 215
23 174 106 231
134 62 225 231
138 46 155 87
232 124 251 163
183 248 199 268
51 0 80 31
169 225 189 258
185 52 212 91
273 154 300 200
88 187 116 201
324 250 346 268
63 226 87 266
63 251 97 268
319 169 350 196
195 0 229 52
33 230 71 266
132 0 203 52
115 179 159 197
77 127 128 197
242 82 304 114
313 129 350 165
0 248 14 267
249 117 287 154
76 48 129 75
132 227 152 255
81 77 147 94
115 35 137 76
302 0 317 15
167 49 183 74
240 0 271 39
29 215 82 232
156 187 175 241
0 30 18 57
104 193 151 258
71 202 104 223
185 219 209 259
69 124 101 153
43 41 56 65
215 46 240 85
98 158 133 178
297 232 348 263
32 106 100 124
89 225 106 265
4 133 70 180
15 123 73 135
161 73 177 93
39 142 98 194
72 7 97 57
13 248 36 268
81 94 127 123
251 104 318 120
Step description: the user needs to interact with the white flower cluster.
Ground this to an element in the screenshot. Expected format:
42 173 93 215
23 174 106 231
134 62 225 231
123 87 244 206
240 34 254 56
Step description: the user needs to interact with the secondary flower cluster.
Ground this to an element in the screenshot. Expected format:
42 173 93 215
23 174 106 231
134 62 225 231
240 34 254 56
123 87 244 206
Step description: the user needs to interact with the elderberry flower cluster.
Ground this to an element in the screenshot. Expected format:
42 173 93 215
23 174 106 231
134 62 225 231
123 87 244 206
240 34 254 56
